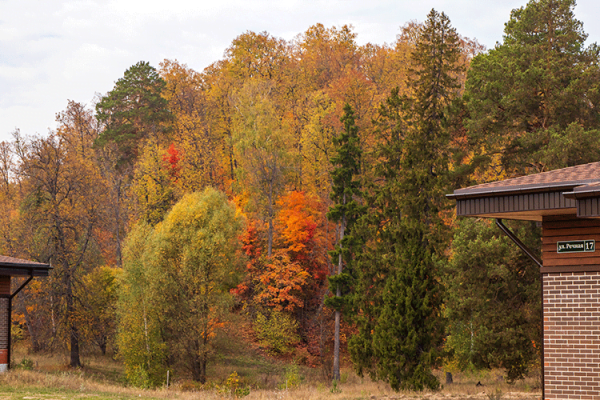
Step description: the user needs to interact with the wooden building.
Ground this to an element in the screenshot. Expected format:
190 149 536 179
449 161 600 400
0 256 51 372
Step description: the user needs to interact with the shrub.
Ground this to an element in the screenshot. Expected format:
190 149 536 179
254 310 300 354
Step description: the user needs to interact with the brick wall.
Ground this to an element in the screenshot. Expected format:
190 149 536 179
544 272 600 399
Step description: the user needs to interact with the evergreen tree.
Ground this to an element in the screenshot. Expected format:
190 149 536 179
326 103 363 382
445 219 541 382
446 0 598 382
349 9 461 391
96 61 173 167
466 0 600 174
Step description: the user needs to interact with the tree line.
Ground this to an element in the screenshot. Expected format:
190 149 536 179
3 0 600 391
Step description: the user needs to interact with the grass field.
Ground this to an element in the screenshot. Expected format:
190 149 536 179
1 321 542 400
0 348 542 400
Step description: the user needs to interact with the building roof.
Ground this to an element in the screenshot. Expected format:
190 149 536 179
0 255 51 277
449 161 600 221
450 161 600 199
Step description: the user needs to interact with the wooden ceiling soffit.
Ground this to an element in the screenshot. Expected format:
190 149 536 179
450 190 577 221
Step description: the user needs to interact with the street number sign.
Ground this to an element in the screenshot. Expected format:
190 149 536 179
557 240 595 253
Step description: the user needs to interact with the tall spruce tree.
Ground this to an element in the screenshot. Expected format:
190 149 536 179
349 9 461 391
326 103 363 382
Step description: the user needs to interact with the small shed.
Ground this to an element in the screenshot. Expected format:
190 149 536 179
448 161 600 400
0 256 51 372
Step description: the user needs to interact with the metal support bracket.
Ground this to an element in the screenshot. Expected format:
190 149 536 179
10 273 33 300
495 219 543 269
5 270 34 371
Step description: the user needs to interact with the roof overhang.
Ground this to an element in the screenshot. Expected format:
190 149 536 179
0 256 51 277
448 162 600 221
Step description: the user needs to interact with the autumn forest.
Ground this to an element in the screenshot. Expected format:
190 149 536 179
3 0 600 392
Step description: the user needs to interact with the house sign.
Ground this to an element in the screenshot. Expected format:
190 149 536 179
557 240 595 253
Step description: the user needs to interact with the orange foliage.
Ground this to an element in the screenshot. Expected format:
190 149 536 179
254 250 309 312
231 221 263 300
276 190 328 281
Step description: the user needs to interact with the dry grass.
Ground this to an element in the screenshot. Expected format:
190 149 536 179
0 368 542 400
2 339 541 400
0 360 542 400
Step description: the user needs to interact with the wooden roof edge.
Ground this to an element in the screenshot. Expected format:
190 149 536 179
0 262 52 269
563 184 600 200
0 255 51 270
447 182 585 200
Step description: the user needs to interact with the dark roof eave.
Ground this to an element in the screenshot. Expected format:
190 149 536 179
447 182 588 200
0 262 51 269
446 184 579 200
563 188 600 200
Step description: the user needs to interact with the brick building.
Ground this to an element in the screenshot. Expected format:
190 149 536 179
0 256 51 372
449 161 600 399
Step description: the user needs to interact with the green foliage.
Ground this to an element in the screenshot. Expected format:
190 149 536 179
279 364 302 389
254 310 300 355
348 9 460 392
326 103 364 310
156 188 244 383
96 61 173 166
330 379 341 393
218 371 250 398
525 123 600 170
15 358 34 370
444 219 541 382
326 102 364 382
465 0 600 174
117 223 167 387
118 189 244 385
127 365 153 389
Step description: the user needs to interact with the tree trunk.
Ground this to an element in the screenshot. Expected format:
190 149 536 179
333 212 346 382
267 179 274 257
98 335 107 355
333 309 341 381
23 306 40 352
66 269 81 368
70 323 81 368
115 182 123 268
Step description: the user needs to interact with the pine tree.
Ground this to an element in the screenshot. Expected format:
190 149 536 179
466 0 600 174
326 103 363 382
349 9 461 391
96 61 173 167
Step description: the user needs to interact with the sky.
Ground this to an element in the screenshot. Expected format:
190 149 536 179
1 0 600 143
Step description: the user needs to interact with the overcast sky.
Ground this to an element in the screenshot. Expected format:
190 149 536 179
1 0 599 143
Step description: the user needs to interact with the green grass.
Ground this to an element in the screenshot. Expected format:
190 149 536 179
0 387 155 400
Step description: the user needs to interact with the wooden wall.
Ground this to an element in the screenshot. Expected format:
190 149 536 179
542 215 600 272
